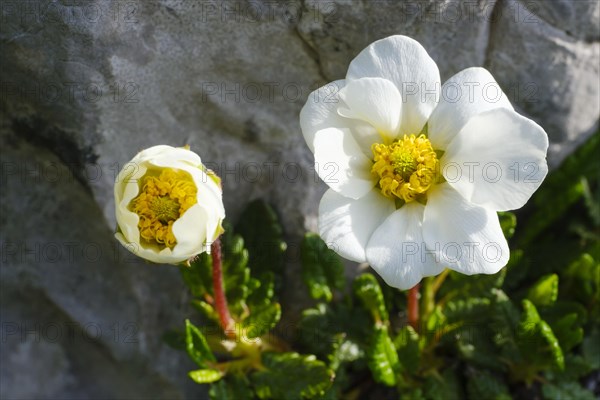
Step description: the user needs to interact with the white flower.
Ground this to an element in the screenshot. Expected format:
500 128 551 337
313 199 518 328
114 145 225 264
300 35 549 290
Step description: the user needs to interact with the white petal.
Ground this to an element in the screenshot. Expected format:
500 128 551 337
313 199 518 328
300 80 348 153
171 204 208 257
166 163 225 250
319 189 395 263
350 122 381 157
300 80 380 157
422 183 509 275
313 128 376 199
134 145 202 166
366 203 444 290
441 108 549 211
346 35 440 136
114 162 148 244
115 232 190 264
338 77 402 139
428 67 514 149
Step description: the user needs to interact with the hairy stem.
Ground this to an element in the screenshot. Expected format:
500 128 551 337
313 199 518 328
211 239 234 335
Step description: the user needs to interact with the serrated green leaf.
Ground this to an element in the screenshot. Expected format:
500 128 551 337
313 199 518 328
328 335 361 371
466 370 511 400
247 272 275 308
518 300 564 372
354 274 389 323
301 233 345 302
188 369 223 384
182 253 214 297
367 325 399 386
542 381 596 400
547 313 583 352
538 320 565 370
236 200 287 281
442 269 506 301
185 319 216 367
222 234 251 313
209 374 253 400
243 302 281 339
191 300 220 326
519 299 541 335
563 253 600 305
527 274 559 307
492 289 520 328
252 352 333 399
444 297 491 323
394 326 420 372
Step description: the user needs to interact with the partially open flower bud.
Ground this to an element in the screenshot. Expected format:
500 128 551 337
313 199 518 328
114 145 225 264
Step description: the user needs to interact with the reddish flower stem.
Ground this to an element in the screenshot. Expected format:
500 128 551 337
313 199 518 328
407 284 420 332
211 239 234 334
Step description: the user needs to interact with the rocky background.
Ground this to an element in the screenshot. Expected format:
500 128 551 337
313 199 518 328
1 0 598 398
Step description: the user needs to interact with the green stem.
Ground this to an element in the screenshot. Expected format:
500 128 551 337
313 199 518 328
421 277 435 324
211 239 234 335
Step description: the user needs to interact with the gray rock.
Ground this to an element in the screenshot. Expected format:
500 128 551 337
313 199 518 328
1 122 202 399
1 0 598 398
486 0 600 166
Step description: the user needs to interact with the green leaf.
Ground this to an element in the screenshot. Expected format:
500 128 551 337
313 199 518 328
328 334 361 371
538 320 565 370
466 369 511 400
301 233 345 302
185 319 216 367
252 352 333 399
563 253 600 305
546 312 583 352
444 297 491 323
542 381 596 400
181 254 214 297
526 274 559 306
188 369 223 384
243 302 281 339
209 374 253 400
366 325 400 386
246 275 271 308
221 233 251 314
393 326 420 373
353 273 389 323
518 300 564 371
442 269 506 300
191 300 220 326
236 200 287 281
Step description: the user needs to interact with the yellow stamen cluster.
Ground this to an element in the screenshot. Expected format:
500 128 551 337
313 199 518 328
130 168 197 248
371 134 439 203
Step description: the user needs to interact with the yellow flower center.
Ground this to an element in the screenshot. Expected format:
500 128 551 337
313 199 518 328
371 134 439 203
130 168 197 248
